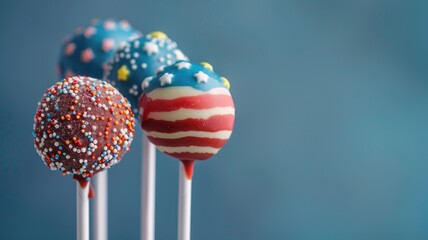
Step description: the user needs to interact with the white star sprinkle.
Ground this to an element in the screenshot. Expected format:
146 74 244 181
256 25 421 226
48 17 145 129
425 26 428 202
154 66 165 75
194 71 209 83
143 42 159 55
142 77 153 89
174 49 188 61
160 73 174 86
176 62 191 70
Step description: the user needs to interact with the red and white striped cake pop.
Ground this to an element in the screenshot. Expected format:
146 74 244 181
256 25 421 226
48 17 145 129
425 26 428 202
138 61 234 177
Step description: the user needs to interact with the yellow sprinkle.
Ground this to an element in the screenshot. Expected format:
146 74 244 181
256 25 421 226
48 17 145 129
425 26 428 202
200 62 213 71
117 65 130 81
149 31 168 40
221 77 230 90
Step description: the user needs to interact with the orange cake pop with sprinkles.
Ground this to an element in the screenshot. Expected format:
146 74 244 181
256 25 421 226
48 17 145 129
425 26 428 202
33 76 135 180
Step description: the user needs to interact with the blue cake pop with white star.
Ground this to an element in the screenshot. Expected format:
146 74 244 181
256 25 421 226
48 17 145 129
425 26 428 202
58 19 141 79
141 61 230 93
104 31 188 115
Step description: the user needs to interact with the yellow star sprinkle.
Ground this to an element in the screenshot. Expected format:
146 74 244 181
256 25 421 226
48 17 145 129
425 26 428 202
200 62 213 71
117 65 130 81
149 31 168 40
221 76 230 90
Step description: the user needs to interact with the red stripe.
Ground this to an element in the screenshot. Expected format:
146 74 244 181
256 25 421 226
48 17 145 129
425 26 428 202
165 152 214 161
142 115 234 133
140 94 234 121
147 136 228 148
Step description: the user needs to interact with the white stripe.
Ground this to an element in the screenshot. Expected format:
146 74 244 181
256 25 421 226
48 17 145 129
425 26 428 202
147 107 235 121
147 86 230 100
145 130 232 139
157 146 219 154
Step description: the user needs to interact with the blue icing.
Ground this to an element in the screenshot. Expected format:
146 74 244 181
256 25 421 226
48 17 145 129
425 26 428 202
143 61 226 93
105 34 188 115
58 19 141 80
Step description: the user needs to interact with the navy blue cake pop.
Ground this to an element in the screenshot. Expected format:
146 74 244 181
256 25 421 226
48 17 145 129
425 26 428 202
58 19 141 79
104 31 188 115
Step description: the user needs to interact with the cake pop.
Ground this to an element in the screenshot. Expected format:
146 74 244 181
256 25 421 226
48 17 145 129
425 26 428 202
138 61 234 240
58 19 141 80
138 61 234 174
104 32 188 115
33 76 135 178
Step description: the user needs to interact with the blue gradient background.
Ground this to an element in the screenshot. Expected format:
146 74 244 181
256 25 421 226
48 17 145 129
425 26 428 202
1 0 428 239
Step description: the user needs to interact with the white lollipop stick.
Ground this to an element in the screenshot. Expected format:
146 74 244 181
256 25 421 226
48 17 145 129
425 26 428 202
177 160 194 240
141 136 156 240
93 171 108 240
76 180 90 240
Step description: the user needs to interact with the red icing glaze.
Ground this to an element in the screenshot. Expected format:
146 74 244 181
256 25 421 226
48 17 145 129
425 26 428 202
168 152 213 161
147 136 227 148
89 186 95 199
73 175 95 199
141 94 234 120
181 160 195 179
143 115 234 133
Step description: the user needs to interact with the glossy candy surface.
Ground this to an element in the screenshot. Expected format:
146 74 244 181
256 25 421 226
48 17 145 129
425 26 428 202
58 19 141 80
139 61 234 161
104 32 188 115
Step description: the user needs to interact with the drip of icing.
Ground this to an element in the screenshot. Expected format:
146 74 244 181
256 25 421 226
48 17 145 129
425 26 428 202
73 175 95 199
88 186 95 199
180 160 195 179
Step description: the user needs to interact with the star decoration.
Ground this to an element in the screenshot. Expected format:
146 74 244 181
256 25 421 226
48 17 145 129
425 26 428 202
154 66 165 75
81 48 94 63
120 20 130 29
150 31 168 40
117 65 130 81
194 71 209 83
84 27 96 38
104 20 117 30
143 42 159 55
64 43 76 56
159 73 174 86
200 62 213 71
142 77 153 89
221 77 230 90
174 49 188 61
176 62 191 70
102 39 115 52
